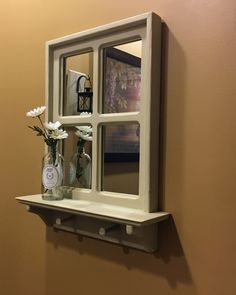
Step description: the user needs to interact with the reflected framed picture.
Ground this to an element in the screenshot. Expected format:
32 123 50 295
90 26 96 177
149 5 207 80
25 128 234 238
103 47 141 162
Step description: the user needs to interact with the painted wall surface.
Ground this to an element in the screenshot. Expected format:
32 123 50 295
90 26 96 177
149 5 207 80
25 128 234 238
0 1 236 294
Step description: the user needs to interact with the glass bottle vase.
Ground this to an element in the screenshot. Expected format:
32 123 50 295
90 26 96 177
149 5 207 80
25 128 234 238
42 146 64 200
70 144 91 189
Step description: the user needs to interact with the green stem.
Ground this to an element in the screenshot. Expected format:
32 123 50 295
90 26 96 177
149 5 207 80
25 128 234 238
52 144 56 166
37 115 48 138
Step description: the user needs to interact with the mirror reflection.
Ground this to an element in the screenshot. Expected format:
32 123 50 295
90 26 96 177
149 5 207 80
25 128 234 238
63 125 92 189
103 40 142 113
102 123 140 195
63 52 93 116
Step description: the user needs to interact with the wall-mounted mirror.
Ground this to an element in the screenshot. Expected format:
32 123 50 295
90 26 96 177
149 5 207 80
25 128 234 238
16 12 170 254
102 40 142 114
63 51 93 116
47 12 161 211
102 123 140 195
63 125 92 189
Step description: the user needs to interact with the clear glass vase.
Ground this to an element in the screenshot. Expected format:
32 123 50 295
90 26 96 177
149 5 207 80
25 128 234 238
42 145 64 200
69 140 91 189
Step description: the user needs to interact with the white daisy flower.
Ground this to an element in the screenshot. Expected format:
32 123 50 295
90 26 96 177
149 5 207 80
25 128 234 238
50 129 68 140
26 106 46 117
75 126 92 141
75 131 92 141
76 126 92 133
44 121 61 131
80 112 91 116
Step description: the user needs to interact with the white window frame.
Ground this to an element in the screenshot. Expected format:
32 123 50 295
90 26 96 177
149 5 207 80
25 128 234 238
46 12 161 212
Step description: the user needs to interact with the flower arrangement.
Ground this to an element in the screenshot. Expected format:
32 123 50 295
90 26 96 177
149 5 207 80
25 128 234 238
26 106 69 200
26 106 68 143
74 113 93 153
26 106 68 163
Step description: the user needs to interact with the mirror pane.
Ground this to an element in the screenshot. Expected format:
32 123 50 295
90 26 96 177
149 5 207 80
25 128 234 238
62 52 93 116
63 125 92 189
102 40 142 114
102 123 140 195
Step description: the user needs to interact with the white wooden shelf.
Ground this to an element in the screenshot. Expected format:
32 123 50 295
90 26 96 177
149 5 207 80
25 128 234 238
16 194 170 252
16 195 169 226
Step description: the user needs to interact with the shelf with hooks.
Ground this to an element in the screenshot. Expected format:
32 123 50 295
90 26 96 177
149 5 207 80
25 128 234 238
16 194 169 252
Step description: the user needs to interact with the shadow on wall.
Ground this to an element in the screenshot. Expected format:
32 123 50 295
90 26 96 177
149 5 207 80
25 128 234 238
45 24 193 292
46 216 192 289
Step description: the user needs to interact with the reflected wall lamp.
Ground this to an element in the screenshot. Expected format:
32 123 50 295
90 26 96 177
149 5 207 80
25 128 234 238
76 75 93 113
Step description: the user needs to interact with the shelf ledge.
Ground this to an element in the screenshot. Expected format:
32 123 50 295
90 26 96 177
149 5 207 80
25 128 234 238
16 194 169 226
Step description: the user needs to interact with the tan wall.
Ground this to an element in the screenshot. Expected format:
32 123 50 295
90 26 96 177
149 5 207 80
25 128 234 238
0 0 236 294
